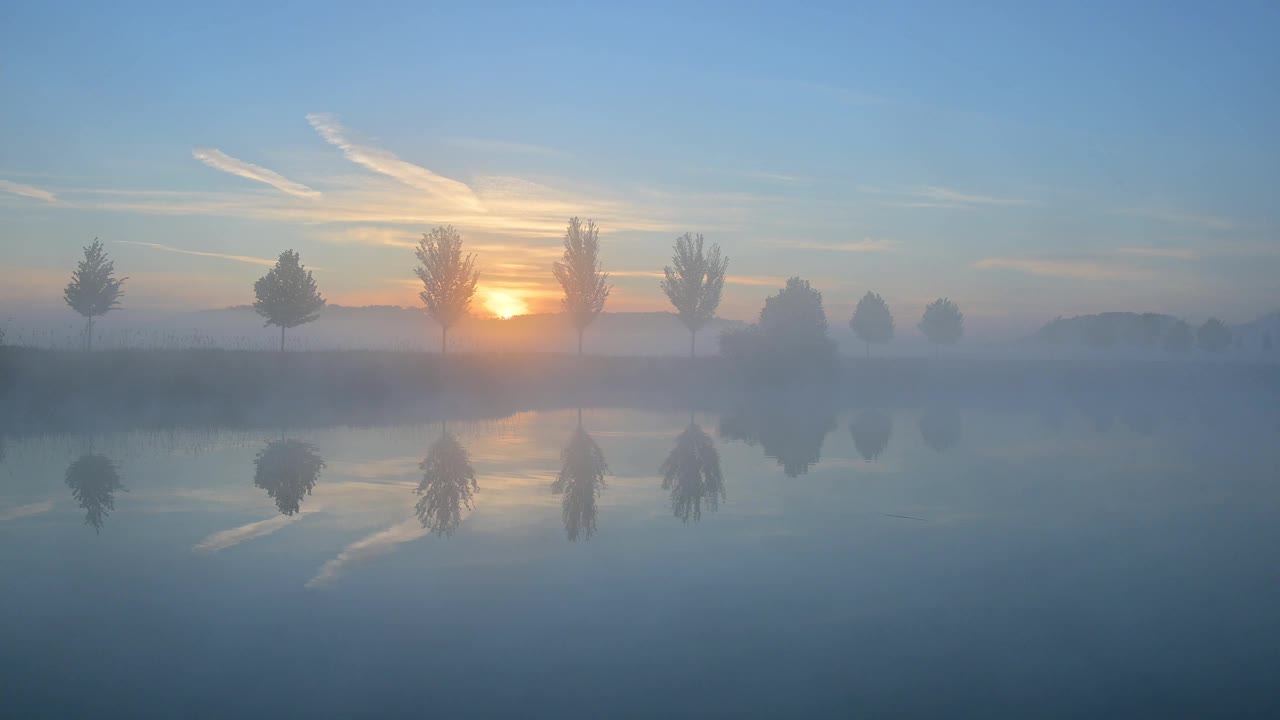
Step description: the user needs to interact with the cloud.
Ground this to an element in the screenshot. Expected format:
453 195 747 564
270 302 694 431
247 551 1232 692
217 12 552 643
306 519 429 588
0 178 57 202
194 515 299 553
771 238 897 252
115 240 280 267
0 500 55 521
861 184 1030 209
1115 247 1198 260
444 137 560 156
192 147 320 198
307 113 485 213
973 257 1148 280
1117 206 1239 230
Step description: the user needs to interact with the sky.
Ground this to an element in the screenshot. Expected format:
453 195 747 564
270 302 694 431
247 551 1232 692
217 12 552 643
2 0 1278 336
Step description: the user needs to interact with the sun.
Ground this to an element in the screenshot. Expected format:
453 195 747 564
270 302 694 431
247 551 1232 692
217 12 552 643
484 290 529 319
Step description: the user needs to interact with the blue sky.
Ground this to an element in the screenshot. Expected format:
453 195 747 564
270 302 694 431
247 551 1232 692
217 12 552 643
2 0 1277 333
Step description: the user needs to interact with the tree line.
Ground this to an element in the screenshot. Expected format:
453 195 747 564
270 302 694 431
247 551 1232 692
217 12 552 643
57 222 1247 356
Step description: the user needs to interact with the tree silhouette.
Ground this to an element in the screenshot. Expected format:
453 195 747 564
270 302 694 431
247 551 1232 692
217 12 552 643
1163 320 1193 353
65 453 125 532
659 420 724 523
553 412 608 540
253 439 325 516
63 239 126 351
849 291 894 357
660 233 728 358
719 393 836 477
414 225 479 354
416 431 478 537
849 409 892 462
918 408 962 453
253 250 325 351
1196 317 1232 352
552 218 611 355
720 277 837 383
918 298 963 355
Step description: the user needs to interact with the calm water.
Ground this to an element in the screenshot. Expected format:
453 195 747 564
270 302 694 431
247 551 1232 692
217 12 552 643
2 403 1278 718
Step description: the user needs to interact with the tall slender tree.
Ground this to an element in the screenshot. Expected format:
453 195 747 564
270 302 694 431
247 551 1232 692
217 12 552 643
254 250 325 352
660 233 728 358
552 217 611 355
918 298 964 356
63 238 126 351
414 225 479 354
849 291 894 357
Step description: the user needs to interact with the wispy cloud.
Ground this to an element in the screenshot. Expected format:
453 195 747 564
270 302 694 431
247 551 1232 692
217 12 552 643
1115 246 1198 260
1117 206 1239 230
306 519 429 588
307 113 485 213
973 257 1148 280
194 515 299 553
0 178 57 202
862 184 1031 209
444 137 560 156
192 147 320 198
115 240 279 267
771 238 897 252
611 269 787 287
0 500 55 521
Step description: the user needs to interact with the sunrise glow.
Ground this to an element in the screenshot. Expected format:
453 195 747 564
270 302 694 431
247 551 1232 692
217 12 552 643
484 290 529 319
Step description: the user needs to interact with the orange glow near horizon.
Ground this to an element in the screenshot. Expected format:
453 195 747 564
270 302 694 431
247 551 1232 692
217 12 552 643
484 290 530 319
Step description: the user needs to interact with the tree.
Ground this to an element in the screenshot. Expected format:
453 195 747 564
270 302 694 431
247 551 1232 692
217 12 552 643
414 225 479 354
553 411 608 541
65 453 125 532
1196 317 1232 352
660 233 728 358
253 439 325 516
849 409 892 462
253 250 325 352
918 298 964 355
552 217 611 355
63 239 126 351
416 431 478 537
1163 320 1193 353
659 420 724 523
719 277 837 383
849 291 894 357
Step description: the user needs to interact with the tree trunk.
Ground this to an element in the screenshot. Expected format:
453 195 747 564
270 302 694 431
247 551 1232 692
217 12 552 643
442 326 448 355
577 328 583 356
84 317 93 352
690 330 696 359
280 325 286 353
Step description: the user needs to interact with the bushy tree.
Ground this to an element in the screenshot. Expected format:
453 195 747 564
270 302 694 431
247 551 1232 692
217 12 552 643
416 431 478 537
918 298 964 355
660 233 728 358
1163 320 1193 353
719 277 837 383
414 225 479 354
1196 317 1232 352
849 291 894 357
718 392 837 477
63 239 126 351
850 409 892 461
552 217 611 355
253 439 325 516
253 250 325 351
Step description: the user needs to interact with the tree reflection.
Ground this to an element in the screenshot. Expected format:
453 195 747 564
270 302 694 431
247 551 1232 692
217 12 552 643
553 411 608 541
659 420 724 523
254 439 325 516
719 394 836 477
65 453 125 531
416 431 478 537
918 408 963 453
849 409 892 462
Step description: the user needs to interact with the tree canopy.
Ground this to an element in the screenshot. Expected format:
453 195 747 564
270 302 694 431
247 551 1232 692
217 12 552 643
414 225 479 353
552 217 611 354
1196 317 1232 352
64 238 126 350
918 298 964 348
660 233 727 357
849 291 894 355
254 250 325 350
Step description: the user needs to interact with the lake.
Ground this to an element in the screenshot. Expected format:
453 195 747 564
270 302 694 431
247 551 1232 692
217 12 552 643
2 400 1278 718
